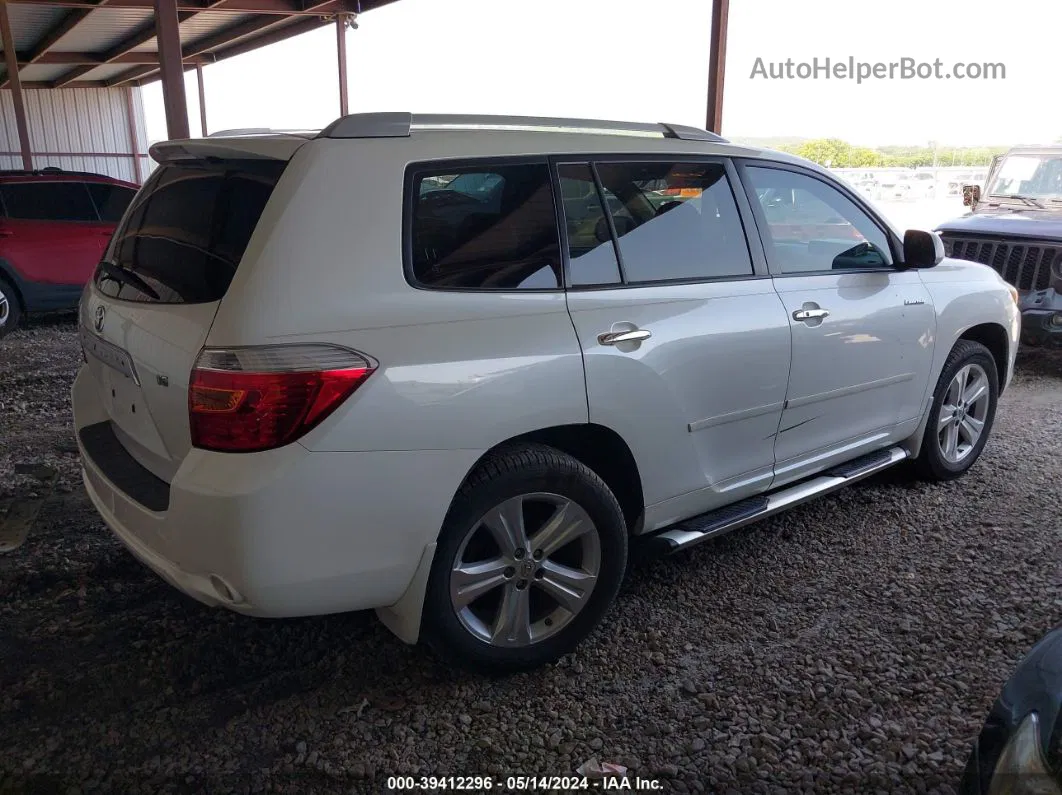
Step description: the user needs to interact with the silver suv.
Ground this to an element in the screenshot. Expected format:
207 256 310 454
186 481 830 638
73 113 1020 672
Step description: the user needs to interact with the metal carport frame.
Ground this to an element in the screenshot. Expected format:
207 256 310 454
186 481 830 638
1 0 730 170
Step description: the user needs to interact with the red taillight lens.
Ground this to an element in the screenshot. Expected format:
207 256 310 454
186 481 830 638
189 345 376 453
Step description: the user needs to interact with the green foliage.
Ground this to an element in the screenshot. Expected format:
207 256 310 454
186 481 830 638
770 138 1007 168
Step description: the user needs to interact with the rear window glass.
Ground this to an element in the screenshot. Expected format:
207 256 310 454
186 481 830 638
95 160 284 304
407 162 562 290
0 181 98 221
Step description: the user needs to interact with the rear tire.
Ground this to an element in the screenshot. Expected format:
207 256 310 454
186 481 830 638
422 443 627 673
0 276 22 339
913 340 998 481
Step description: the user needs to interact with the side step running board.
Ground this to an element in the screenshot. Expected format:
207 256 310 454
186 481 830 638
647 446 908 555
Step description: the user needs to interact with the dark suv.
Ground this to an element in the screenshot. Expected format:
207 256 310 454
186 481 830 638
0 168 138 338
936 146 1062 346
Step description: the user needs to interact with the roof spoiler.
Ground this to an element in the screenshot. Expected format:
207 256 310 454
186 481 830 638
318 112 727 143
149 136 308 164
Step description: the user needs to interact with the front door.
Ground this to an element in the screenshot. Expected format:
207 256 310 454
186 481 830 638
740 163 936 485
558 159 792 529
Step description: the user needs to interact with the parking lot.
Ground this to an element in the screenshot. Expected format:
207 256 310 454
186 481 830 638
0 317 1057 793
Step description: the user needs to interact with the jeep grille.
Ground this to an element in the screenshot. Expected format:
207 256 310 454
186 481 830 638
940 235 1058 292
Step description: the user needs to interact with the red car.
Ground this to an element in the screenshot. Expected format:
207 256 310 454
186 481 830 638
0 168 138 337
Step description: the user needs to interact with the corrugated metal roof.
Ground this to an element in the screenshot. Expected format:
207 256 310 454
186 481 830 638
128 12 270 53
3 0 401 90
75 63 140 83
49 8 155 53
182 11 259 46
3 4 68 51
13 64 71 82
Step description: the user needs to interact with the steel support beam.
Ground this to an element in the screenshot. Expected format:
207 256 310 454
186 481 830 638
155 0 190 138
19 51 211 65
196 64 207 136
705 0 729 134
123 85 143 182
336 14 348 116
12 0 361 14
0 1 33 169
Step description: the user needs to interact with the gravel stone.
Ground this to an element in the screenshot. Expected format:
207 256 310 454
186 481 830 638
1 317 1060 793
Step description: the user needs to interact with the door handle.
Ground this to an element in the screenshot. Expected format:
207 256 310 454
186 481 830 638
0 229 12 237
792 308 829 322
597 328 652 346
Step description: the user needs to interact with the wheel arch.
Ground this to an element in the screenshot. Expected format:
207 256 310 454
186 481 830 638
473 423 645 535
375 422 645 647
0 259 27 312
958 322 1010 394
904 327 1008 460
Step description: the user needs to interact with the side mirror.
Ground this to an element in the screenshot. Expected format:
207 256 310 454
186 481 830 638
962 184 981 207
903 229 945 268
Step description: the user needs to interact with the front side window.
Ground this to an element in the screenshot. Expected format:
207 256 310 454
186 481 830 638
408 163 561 289
746 166 894 274
590 162 754 283
0 181 97 222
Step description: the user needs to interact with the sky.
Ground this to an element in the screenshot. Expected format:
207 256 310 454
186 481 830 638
143 0 1062 149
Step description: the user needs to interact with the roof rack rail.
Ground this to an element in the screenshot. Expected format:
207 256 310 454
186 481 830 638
0 167 107 178
318 113 728 143
207 127 317 138
208 127 276 137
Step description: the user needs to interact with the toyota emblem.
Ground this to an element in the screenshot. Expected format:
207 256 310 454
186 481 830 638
94 305 106 333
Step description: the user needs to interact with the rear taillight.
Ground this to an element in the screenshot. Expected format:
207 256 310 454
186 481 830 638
189 345 376 453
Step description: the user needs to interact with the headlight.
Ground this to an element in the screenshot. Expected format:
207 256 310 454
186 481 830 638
987 713 1060 795
1008 285 1020 306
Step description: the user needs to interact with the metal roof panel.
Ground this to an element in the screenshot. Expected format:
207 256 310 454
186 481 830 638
4 4 69 51
14 63 71 82
74 63 141 82
48 8 155 53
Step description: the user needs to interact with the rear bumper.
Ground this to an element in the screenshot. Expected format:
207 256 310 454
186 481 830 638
73 367 476 618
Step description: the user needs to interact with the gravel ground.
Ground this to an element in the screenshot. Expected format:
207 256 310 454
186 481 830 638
1 315 1060 795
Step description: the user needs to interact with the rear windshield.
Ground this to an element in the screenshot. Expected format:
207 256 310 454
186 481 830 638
95 159 285 304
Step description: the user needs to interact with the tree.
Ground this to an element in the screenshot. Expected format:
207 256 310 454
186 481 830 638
768 138 1005 168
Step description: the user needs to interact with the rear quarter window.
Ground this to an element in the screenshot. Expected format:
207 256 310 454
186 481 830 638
406 162 562 290
87 182 137 223
96 160 284 304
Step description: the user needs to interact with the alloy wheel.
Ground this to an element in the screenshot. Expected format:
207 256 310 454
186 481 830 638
449 492 601 648
936 363 991 464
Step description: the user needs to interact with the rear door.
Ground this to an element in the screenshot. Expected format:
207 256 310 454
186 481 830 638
79 154 289 481
559 158 792 526
0 180 105 285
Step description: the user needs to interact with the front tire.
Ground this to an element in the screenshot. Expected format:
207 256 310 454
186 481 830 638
0 277 21 339
913 340 999 481
422 443 628 673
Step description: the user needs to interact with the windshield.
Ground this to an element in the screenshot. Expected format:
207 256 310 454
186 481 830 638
987 154 1062 200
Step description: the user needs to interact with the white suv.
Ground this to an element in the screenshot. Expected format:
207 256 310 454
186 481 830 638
73 113 1020 672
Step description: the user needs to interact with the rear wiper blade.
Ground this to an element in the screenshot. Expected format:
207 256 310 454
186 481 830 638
98 259 161 301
